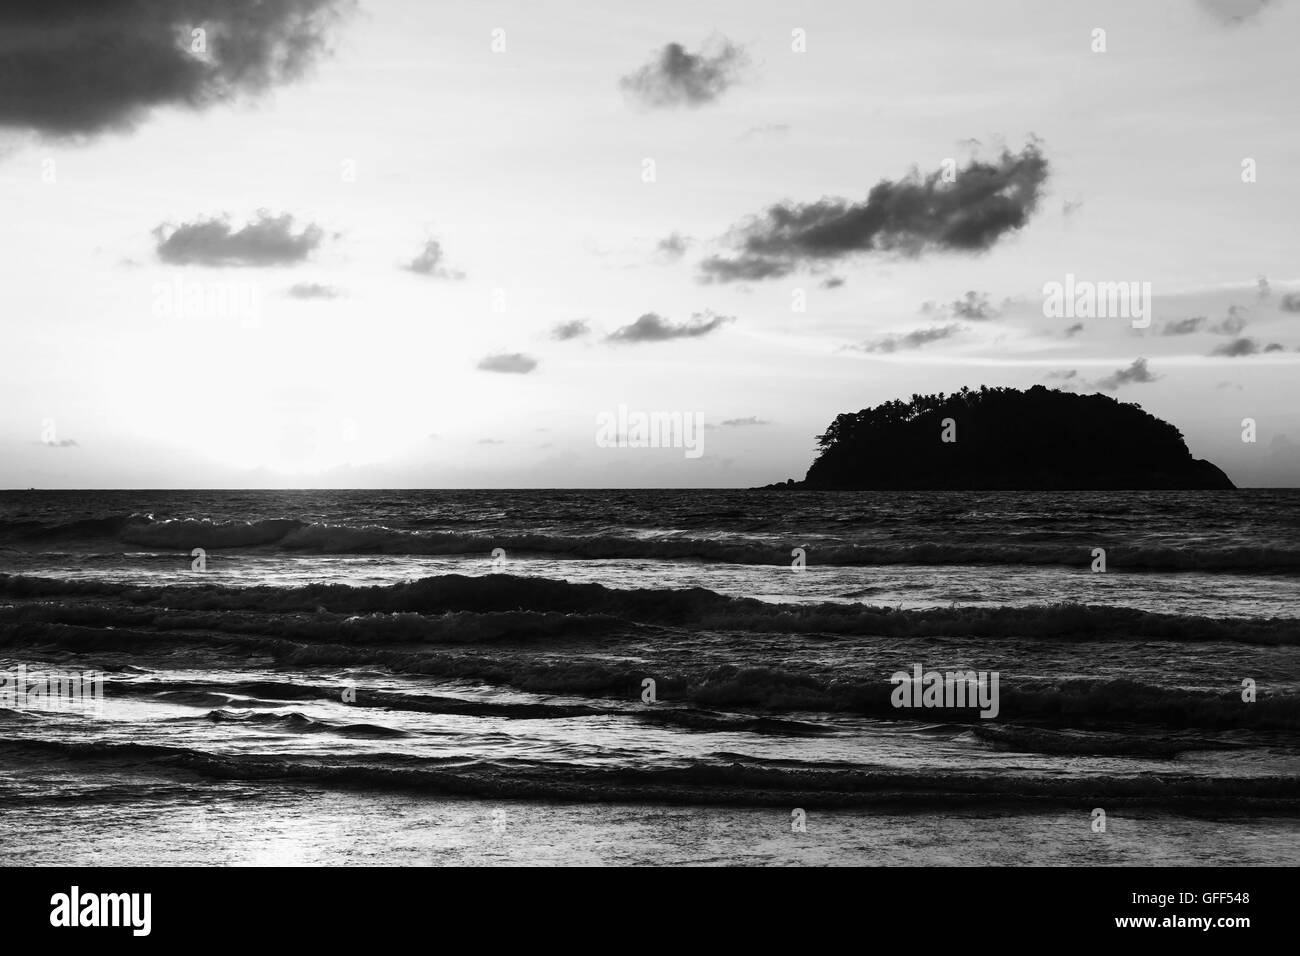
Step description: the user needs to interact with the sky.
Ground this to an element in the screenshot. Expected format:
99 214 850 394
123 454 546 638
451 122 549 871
2 0 1298 488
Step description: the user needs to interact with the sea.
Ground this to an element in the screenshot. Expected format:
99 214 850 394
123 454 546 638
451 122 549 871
0 489 1297 866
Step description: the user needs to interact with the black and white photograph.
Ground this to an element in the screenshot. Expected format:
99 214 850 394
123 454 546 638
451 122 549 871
0 0 1295 922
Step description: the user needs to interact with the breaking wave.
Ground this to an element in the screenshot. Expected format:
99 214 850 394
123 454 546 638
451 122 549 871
2 573 1295 644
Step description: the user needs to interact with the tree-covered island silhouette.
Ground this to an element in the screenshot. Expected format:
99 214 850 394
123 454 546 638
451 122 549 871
764 385 1234 490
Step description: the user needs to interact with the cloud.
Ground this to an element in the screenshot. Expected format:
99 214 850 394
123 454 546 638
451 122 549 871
656 232 690 262
153 212 324 266
697 254 794 282
477 438 505 445
1212 337 1262 356
1258 275 1271 299
1264 342 1285 352
1045 369 1078 380
404 240 464 279
1208 307 1248 335
922 292 998 319
1161 316 1207 335
606 311 733 344
719 416 771 427
288 282 338 299
1196 0 1274 24
1064 322 1085 337
949 290 999 320
822 277 846 289
0 0 352 137
698 142 1049 282
1062 198 1084 218
1280 293 1300 312
35 439 79 448
850 324 962 354
1095 357 1158 390
620 39 747 108
1215 381 1244 390
476 353 538 374
549 319 590 341
741 124 790 140
1164 309 1250 336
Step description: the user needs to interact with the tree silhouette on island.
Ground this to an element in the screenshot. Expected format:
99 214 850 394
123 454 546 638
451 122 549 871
767 385 1234 490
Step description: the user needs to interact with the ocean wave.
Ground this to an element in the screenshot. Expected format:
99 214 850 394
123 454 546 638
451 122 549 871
126 679 833 735
1 737 1295 808
268 645 1300 732
201 709 410 738
2 573 1295 644
967 724 1241 757
3 573 1296 730
4 513 1299 571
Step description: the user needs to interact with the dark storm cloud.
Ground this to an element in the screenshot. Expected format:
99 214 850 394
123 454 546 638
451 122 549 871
288 282 338 299
153 212 324 266
1064 322 1085 337
1280 293 1300 312
606 311 733 344
620 39 747 108
0 0 353 136
850 324 961 354
1095 358 1158 391
698 143 1049 283
404 240 464 280
549 319 591 341
476 353 538 374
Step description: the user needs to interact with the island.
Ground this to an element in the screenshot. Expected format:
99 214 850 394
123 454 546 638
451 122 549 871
764 385 1235 490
